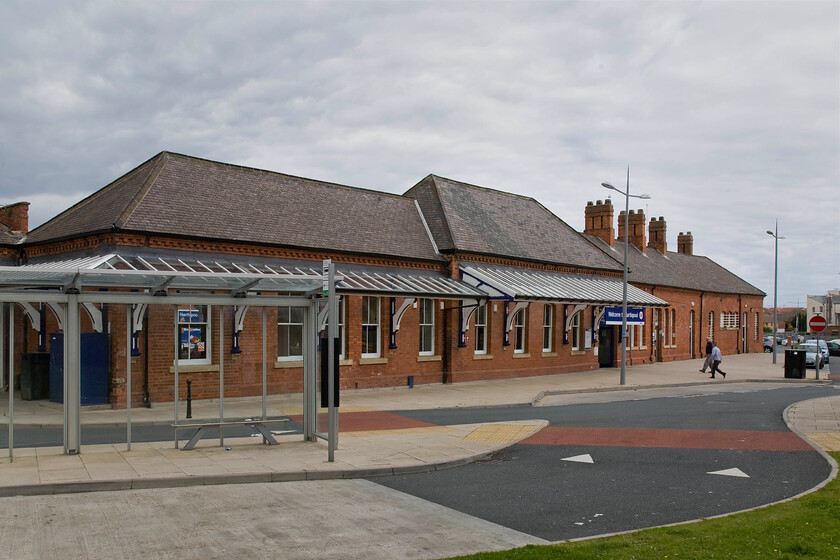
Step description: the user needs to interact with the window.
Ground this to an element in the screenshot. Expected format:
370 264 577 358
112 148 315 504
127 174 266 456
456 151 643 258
571 311 581 351
361 296 380 358
671 309 677 346
419 298 434 355
720 312 739 329
542 304 553 352
338 298 346 360
708 311 714 340
754 312 759 341
177 305 210 364
631 322 644 349
277 306 304 360
513 308 526 353
663 309 670 347
474 303 487 354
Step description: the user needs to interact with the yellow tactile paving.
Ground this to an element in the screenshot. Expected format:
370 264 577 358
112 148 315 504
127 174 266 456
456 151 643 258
803 432 840 452
463 423 539 444
342 426 459 437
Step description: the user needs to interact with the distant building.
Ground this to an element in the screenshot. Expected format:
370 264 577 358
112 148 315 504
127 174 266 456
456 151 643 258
807 291 840 337
0 152 765 408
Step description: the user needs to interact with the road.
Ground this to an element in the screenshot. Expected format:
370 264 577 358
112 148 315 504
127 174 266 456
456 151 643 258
374 383 834 540
0 383 835 559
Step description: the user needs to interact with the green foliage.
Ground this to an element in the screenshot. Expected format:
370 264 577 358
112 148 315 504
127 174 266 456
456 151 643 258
451 453 840 560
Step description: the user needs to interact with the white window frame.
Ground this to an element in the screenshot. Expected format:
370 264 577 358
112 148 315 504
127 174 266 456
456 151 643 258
754 311 759 341
720 312 739 330
419 298 435 356
571 311 581 351
708 311 714 340
177 305 211 366
474 303 487 354
361 296 381 358
542 304 553 352
338 297 346 360
671 308 677 346
277 305 305 361
513 308 526 354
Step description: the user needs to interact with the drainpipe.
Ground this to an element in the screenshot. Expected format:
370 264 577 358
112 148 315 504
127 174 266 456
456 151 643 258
142 324 150 407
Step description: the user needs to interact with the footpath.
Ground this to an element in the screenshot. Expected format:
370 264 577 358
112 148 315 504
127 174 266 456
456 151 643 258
0 352 837 497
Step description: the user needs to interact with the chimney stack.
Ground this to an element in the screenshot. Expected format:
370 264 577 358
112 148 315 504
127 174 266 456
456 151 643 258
584 199 615 247
678 231 694 255
0 201 30 235
648 216 666 253
619 209 646 252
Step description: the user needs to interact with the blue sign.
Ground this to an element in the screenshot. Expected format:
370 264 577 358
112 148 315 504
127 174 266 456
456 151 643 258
604 307 645 325
178 309 200 323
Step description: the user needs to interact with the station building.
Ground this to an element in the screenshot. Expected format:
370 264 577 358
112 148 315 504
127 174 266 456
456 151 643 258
0 152 764 409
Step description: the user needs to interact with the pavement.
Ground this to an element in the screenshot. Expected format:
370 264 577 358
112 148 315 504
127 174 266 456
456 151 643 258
0 352 837 498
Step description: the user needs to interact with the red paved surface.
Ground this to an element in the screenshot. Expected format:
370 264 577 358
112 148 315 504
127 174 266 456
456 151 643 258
521 426 815 452
289 411 437 432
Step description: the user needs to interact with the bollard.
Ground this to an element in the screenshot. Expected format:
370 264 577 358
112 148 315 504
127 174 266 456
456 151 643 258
186 378 192 419
408 375 414 389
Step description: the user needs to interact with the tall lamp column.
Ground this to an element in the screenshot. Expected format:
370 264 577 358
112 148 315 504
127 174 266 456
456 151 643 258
602 167 651 385
766 221 784 364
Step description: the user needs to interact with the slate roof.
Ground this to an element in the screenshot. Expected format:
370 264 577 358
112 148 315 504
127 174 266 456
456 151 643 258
26 152 443 262
584 235 765 297
405 175 623 272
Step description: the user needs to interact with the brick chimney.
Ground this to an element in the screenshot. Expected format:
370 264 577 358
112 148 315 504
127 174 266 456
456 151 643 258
584 199 615 247
648 216 666 253
618 209 646 252
0 201 30 235
677 231 693 255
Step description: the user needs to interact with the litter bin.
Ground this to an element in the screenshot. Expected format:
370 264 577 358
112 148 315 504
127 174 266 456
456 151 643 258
784 349 806 379
20 353 51 400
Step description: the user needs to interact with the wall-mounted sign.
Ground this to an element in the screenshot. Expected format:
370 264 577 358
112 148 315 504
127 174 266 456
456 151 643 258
604 306 645 325
178 309 200 323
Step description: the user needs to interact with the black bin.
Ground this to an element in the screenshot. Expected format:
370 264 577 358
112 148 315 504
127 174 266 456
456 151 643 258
20 353 51 400
784 349 806 379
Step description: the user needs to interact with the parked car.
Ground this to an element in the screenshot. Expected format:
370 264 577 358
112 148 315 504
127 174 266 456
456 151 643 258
828 339 840 357
805 339 830 363
798 343 825 369
763 337 774 353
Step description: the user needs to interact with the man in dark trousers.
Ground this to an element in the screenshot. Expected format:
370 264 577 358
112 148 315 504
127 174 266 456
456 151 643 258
699 337 714 373
710 341 726 379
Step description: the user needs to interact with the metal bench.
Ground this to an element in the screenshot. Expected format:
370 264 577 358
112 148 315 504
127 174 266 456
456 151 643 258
172 417 292 450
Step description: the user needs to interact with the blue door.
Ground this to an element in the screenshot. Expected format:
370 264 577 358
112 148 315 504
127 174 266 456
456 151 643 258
49 333 110 405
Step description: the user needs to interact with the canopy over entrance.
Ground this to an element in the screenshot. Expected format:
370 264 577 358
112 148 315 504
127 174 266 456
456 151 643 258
459 263 669 307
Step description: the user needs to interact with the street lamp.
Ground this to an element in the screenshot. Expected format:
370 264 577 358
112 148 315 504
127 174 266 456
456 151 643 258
766 221 784 364
602 166 651 386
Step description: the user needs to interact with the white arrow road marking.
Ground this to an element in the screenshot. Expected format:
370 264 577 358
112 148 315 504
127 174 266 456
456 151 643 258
562 454 594 463
707 467 750 478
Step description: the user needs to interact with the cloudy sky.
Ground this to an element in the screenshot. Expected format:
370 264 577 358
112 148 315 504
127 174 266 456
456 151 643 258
1 0 837 308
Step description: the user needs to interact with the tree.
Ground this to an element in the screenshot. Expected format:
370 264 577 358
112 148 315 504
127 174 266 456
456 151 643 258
786 311 806 333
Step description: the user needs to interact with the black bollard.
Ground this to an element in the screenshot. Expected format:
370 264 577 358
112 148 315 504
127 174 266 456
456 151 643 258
186 379 192 419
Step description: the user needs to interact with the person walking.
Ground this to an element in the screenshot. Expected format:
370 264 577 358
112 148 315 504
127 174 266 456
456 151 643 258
699 337 714 373
710 341 726 379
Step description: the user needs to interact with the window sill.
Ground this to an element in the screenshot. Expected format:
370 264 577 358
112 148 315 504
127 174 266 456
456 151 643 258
169 364 219 374
274 360 304 369
512 353 531 358
473 353 493 360
417 355 442 362
359 357 388 365
571 350 586 356
339 359 354 367
541 351 557 357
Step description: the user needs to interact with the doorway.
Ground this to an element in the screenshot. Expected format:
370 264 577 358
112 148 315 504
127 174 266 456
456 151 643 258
598 326 614 368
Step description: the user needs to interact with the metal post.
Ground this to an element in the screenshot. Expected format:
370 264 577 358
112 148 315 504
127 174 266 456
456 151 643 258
5 304 12 460
772 221 778 364
65 294 80 454
262 306 267 422
126 304 132 451
621 167 629 386
186 379 192 419
219 306 224 447
327 262 337 461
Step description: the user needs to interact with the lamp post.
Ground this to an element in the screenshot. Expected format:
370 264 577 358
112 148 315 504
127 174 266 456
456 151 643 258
602 167 651 385
766 221 784 364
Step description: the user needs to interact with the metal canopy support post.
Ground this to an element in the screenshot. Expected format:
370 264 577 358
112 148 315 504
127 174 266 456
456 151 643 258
262 307 267 422
328 261 338 462
173 308 179 449
126 304 132 450
219 306 225 447
65 294 81 454
303 301 317 441
5 304 12 461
